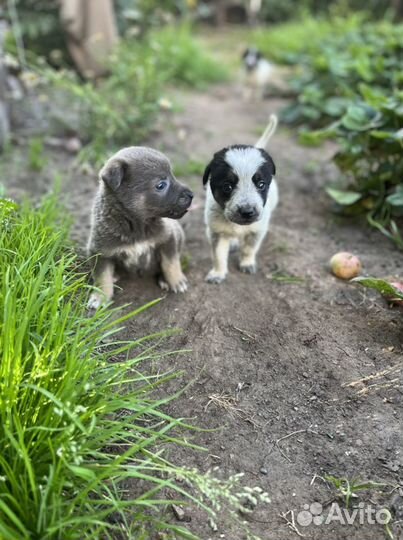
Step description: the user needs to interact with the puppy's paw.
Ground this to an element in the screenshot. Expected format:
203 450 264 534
239 263 257 274
158 277 170 291
161 274 188 293
206 270 226 284
172 276 188 293
87 292 104 312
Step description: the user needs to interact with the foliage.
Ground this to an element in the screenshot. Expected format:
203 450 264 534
28 137 47 171
258 0 392 23
253 13 364 64
322 91 403 247
174 159 206 177
325 475 390 508
42 24 226 165
353 276 403 302
6 0 67 65
257 15 403 247
147 24 226 88
7 0 195 63
0 195 269 539
278 20 403 127
116 0 193 36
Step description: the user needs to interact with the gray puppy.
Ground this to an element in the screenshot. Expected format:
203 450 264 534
87 146 193 310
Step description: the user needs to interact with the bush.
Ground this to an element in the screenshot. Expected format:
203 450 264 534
253 13 364 65
257 15 403 247
277 18 403 127
7 0 68 65
116 0 191 35
319 89 403 248
0 196 269 539
44 24 227 165
258 0 392 24
147 24 226 88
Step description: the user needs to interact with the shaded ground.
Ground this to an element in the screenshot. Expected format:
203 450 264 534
4 80 403 539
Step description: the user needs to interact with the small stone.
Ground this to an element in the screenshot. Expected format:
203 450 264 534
64 137 82 154
260 467 268 475
171 504 186 521
158 97 173 110
178 128 187 141
302 372 309 378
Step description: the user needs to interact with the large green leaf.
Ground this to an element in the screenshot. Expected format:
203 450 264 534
353 276 403 299
386 186 403 207
341 104 380 131
326 187 362 205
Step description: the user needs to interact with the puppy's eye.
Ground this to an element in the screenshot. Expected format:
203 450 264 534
222 183 233 194
257 180 266 190
156 180 168 191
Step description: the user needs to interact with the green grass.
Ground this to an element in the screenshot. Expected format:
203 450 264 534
268 271 305 284
174 159 206 178
0 196 269 539
252 12 365 63
28 137 47 172
148 24 228 89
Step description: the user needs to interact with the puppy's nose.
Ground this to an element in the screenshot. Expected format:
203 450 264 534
238 205 257 220
178 189 194 208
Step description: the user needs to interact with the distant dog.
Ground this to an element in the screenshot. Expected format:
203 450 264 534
203 114 278 283
242 47 273 99
87 146 193 309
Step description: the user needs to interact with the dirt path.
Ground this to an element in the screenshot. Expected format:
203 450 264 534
5 83 403 539
117 87 403 540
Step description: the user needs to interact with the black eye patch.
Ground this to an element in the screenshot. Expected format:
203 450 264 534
211 168 239 208
203 145 276 209
204 151 240 208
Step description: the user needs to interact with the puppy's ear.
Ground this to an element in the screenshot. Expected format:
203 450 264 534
268 156 276 176
100 159 127 190
202 161 212 185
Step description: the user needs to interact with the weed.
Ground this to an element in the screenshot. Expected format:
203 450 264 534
325 476 388 508
268 271 305 284
28 137 47 171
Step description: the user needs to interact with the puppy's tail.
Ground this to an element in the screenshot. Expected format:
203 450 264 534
255 114 278 149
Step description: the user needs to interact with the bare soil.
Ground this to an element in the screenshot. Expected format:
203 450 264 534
5 83 403 540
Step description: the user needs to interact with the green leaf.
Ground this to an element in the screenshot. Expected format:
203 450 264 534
326 188 362 205
67 465 97 481
352 277 403 299
387 188 403 207
341 104 381 131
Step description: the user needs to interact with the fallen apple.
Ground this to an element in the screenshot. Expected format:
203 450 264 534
330 252 362 280
386 281 403 305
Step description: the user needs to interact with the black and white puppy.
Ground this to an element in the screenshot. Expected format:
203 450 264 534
87 146 193 309
242 47 273 99
203 114 278 284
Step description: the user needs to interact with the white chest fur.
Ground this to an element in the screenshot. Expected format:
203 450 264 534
115 241 155 267
247 59 273 88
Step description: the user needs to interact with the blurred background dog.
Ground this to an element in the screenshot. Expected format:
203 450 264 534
242 46 273 100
